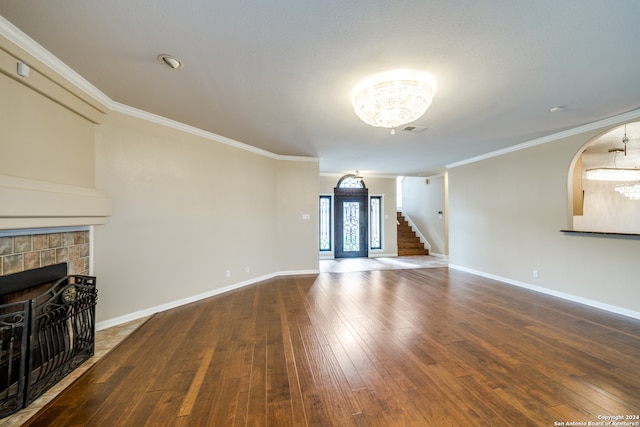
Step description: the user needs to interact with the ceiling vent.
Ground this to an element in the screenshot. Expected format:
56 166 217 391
402 125 427 133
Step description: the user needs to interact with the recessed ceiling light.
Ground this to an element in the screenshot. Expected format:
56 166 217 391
158 54 183 70
549 106 566 112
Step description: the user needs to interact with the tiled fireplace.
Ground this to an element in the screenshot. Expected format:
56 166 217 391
0 228 97 418
0 174 110 419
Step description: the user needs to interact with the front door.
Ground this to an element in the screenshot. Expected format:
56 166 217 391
334 192 368 258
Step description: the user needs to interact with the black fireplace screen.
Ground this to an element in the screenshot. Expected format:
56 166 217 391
0 264 97 418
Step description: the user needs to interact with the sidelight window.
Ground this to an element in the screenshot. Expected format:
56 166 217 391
319 195 332 251
370 196 382 250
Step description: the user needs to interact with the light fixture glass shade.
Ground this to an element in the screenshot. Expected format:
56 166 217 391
615 183 640 200
351 70 436 129
584 168 640 181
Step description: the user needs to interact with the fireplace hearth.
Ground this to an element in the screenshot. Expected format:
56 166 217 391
0 263 97 418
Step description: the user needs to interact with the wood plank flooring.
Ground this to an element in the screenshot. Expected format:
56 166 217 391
21 268 640 426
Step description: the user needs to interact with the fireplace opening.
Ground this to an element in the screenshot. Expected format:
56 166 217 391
0 263 97 418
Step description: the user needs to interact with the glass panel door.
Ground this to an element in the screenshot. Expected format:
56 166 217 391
334 194 368 258
342 201 361 251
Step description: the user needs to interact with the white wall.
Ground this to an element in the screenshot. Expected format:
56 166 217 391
277 160 321 270
319 174 397 257
0 37 111 228
448 124 640 316
0 55 96 187
2 31 320 326
401 175 447 255
94 112 319 323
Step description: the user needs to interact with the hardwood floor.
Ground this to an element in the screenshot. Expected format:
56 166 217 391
22 267 640 426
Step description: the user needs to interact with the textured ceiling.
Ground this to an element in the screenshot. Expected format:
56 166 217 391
2 1 640 176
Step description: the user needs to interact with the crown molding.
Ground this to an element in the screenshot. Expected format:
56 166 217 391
109 101 282 159
277 155 319 163
0 16 318 164
0 15 112 107
446 108 640 169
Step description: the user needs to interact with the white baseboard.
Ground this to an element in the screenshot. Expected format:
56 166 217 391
99 263 639 331
429 253 447 258
448 264 640 321
96 269 320 331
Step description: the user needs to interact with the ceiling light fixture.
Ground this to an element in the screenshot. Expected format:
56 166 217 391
622 124 629 155
549 106 566 113
585 167 640 181
585 147 640 181
351 69 436 131
158 54 183 70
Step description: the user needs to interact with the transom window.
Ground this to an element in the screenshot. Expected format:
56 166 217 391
337 175 365 189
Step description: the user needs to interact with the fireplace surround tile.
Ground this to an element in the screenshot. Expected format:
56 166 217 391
73 231 86 245
24 251 40 270
49 233 62 248
79 243 90 258
62 232 75 247
33 234 49 250
68 245 80 261
3 254 23 275
0 230 91 279
56 247 69 262
14 235 32 253
0 237 11 255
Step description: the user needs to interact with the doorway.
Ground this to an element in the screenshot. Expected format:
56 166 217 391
334 175 368 258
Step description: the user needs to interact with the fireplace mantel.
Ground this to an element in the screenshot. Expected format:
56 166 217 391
0 174 112 230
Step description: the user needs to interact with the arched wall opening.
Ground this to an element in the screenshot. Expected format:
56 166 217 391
568 121 640 234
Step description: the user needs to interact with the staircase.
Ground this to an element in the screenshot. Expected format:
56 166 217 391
397 212 429 256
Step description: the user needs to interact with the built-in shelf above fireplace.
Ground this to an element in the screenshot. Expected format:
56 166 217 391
0 174 112 230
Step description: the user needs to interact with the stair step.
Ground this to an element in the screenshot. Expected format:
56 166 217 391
398 241 425 248
399 248 430 256
398 231 418 237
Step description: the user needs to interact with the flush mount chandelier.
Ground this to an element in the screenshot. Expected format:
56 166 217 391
584 124 640 200
585 167 640 181
585 125 640 182
351 69 436 130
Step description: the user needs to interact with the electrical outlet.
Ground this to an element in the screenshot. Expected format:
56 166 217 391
226 270 231 278
245 266 250 273
533 270 539 279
